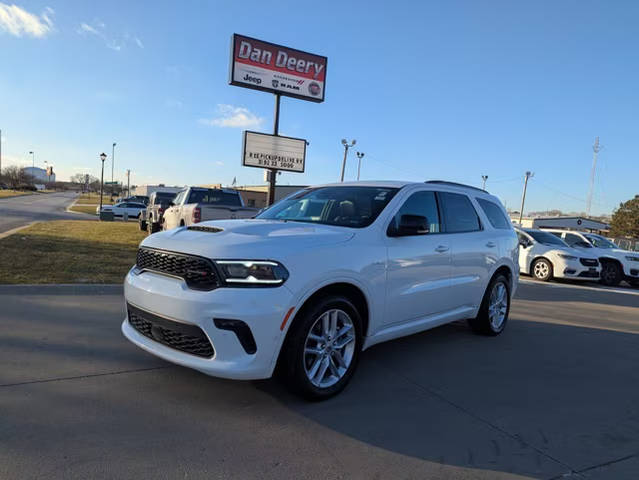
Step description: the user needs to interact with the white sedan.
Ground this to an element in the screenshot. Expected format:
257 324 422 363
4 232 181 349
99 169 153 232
515 228 600 282
97 201 146 219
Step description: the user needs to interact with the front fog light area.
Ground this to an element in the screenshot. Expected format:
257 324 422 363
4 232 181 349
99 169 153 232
216 260 289 285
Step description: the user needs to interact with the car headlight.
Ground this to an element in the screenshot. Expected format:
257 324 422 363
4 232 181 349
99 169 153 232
558 254 578 261
625 256 639 262
216 260 289 286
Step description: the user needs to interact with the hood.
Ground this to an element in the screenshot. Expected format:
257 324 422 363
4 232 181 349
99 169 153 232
595 247 638 260
547 247 596 260
141 219 356 259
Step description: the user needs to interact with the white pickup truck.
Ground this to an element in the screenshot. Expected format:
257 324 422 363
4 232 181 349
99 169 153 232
162 187 258 231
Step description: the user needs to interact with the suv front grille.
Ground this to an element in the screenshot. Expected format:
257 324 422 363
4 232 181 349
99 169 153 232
136 247 219 290
579 258 599 267
127 304 214 358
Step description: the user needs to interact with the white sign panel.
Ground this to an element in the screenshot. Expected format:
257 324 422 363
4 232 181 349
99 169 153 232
242 131 306 173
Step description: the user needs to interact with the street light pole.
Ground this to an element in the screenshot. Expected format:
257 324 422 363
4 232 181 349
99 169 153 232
126 169 131 197
356 152 365 181
99 153 107 216
340 139 356 182
481 175 488 190
29 151 35 169
111 142 116 198
518 171 534 226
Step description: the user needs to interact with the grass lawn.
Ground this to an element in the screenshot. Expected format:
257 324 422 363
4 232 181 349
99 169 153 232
77 193 114 205
69 205 98 215
0 220 146 284
0 190 33 198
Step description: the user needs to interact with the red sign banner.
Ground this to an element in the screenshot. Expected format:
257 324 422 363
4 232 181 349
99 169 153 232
229 34 327 103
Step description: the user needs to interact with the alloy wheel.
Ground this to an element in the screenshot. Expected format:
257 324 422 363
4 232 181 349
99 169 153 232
534 261 550 279
488 282 508 330
303 309 356 388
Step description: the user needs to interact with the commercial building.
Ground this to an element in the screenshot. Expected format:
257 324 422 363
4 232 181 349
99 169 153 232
23 166 55 183
510 214 610 233
130 184 183 197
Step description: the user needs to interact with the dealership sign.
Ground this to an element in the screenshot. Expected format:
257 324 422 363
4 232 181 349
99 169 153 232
229 34 327 103
242 131 306 173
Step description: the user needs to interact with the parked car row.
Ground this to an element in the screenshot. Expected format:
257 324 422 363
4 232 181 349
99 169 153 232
515 227 639 287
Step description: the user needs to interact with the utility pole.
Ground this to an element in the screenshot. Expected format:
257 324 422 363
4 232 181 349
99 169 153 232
481 175 488 190
111 142 116 198
356 152 365 180
126 169 131 197
340 139 356 182
99 153 107 215
518 171 534 226
0 129 2 179
586 137 600 217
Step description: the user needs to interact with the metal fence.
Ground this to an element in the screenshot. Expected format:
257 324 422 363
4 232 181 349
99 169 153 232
611 238 639 251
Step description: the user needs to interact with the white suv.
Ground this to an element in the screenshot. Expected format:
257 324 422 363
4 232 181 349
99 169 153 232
542 229 639 287
122 181 519 399
515 228 600 282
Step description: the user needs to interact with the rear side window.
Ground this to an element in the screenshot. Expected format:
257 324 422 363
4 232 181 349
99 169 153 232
391 190 441 233
439 192 481 233
476 198 511 229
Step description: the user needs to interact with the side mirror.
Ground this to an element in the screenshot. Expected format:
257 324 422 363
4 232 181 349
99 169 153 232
519 239 530 248
168 201 175 207
392 214 429 237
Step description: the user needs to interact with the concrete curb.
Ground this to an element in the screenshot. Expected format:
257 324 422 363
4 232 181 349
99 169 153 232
0 222 36 240
0 284 123 295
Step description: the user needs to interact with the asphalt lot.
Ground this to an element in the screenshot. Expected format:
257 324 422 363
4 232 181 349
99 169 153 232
1 281 638 480
0 191 87 234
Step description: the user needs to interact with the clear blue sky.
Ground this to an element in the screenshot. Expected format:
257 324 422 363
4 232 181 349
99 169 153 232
1 0 638 215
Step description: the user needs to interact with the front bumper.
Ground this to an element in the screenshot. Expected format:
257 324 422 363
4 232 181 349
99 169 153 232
555 259 600 280
122 268 295 380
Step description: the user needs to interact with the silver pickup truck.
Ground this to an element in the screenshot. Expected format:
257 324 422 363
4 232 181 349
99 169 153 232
162 187 258 230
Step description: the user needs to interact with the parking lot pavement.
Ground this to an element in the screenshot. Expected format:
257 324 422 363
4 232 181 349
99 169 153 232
0 191 87 234
1 283 638 480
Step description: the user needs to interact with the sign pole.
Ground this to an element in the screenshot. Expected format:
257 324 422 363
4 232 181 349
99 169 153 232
268 94 281 206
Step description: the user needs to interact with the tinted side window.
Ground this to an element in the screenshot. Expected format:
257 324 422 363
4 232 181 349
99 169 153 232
476 198 510 229
390 190 441 234
439 192 481 233
564 233 582 246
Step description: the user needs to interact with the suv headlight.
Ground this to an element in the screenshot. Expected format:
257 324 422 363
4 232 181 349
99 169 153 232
625 256 639 262
216 260 289 286
558 254 578 261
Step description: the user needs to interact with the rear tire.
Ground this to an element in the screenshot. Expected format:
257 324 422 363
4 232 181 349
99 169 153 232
468 274 511 336
281 295 362 400
532 258 553 282
600 261 622 286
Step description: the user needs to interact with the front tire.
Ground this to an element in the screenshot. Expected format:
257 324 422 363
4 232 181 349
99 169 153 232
281 295 362 400
600 261 622 286
532 258 553 282
468 274 511 336
139 219 147 231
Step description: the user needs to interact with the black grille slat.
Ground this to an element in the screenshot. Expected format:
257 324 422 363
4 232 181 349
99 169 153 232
127 304 214 358
579 258 598 267
136 247 219 290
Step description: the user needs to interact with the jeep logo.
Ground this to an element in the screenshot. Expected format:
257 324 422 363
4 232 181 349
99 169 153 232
243 74 262 85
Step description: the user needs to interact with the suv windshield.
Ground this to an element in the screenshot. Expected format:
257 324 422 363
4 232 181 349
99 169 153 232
188 189 242 206
527 230 568 247
585 234 618 249
257 186 399 228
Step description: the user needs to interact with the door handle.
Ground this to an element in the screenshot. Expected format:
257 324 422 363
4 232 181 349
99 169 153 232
435 245 449 253
486 242 496 248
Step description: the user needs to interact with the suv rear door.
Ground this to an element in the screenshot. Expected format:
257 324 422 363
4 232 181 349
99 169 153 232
439 192 491 311
384 189 453 326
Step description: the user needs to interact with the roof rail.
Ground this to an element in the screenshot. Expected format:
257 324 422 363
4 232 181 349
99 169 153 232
425 180 487 193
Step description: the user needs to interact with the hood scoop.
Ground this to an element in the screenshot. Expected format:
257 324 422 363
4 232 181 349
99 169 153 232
187 225 224 233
